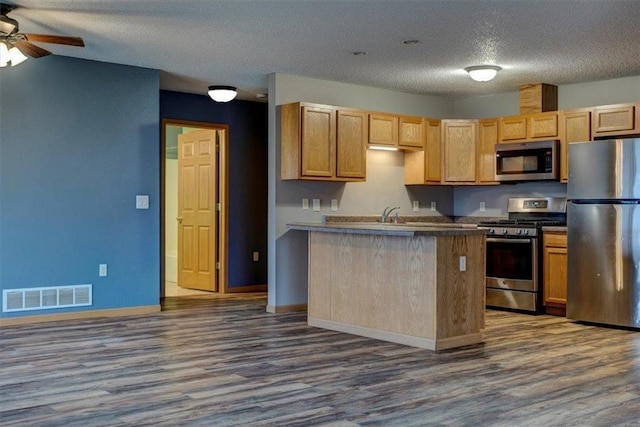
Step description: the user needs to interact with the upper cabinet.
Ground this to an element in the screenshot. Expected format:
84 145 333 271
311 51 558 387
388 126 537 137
442 120 478 184
280 102 366 182
559 108 591 183
369 113 424 150
499 112 559 142
368 113 398 147
592 102 640 137
404 119 441 184
478 118 499 184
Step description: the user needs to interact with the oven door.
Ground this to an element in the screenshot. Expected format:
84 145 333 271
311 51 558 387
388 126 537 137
486 237 537 292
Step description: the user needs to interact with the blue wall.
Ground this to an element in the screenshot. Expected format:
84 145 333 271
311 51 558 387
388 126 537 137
0 56 160 317
160 91 268 288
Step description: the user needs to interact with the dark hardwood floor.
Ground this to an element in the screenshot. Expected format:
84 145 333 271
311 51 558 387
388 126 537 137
1 293 639 426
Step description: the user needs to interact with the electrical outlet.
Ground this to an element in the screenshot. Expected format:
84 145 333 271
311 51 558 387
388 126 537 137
459 256 466 272
252 252 259 262
480 201 486 212
136 195 149 210
331 199 338 211
302 198 309 210
99 264 108 277
430 201 437 212
312 199 320 212
412 201 419 212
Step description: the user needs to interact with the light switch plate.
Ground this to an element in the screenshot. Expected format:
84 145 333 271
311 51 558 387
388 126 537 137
312 199 321 212
480 201 486 212
331 199 338 211
99 264 108 277
459 256 466 272
412 201 420 212
302 198 309 210
136 195 149 210
430 201 437 212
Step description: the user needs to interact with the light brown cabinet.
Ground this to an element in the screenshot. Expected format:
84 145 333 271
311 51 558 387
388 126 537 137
442 120 478 183
499 112 559 142
592 102 640 137
559 109 591 183
478 119 499 184
369 114 424 150
280 102 366 181
543 231 567 316
404 119 441 184
368 113 398 147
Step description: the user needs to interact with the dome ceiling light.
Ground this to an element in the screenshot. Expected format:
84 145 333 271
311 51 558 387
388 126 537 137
464 65 502 82
207 85 237 102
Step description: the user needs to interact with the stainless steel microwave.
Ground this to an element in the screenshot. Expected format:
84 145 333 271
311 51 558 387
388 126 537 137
495 140 559 182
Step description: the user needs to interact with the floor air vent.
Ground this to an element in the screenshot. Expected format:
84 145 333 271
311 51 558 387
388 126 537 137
3 284 92 312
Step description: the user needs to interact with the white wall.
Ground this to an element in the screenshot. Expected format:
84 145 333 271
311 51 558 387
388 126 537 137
268 73 455 308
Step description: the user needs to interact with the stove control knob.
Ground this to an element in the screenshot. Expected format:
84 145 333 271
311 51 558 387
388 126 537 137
516 229 522 235
489 228 495 234
502 228 508 235
523 229 530 235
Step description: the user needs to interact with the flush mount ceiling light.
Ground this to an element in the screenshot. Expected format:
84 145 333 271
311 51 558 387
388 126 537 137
464 65 502 82
207 85 237 102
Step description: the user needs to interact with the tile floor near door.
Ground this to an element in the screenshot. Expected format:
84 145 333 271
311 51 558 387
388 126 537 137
1 294 639 426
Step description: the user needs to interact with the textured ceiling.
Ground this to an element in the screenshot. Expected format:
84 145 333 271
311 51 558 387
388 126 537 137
5 0 640 101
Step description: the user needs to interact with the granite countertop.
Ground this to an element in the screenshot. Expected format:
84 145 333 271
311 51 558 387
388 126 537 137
287 222 487 237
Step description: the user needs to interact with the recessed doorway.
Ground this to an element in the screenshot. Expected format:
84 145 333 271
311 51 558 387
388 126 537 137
161 119 229 298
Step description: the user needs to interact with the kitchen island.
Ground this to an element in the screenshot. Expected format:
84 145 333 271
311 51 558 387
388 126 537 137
287 222 486 350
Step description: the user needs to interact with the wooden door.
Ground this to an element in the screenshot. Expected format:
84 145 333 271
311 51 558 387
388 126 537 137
336 109 367 180
301 105 335 178
478 119 499 184
177 129 218 291
443 120 477 183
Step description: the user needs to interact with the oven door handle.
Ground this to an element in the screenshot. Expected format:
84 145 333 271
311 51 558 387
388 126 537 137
486 237 533 244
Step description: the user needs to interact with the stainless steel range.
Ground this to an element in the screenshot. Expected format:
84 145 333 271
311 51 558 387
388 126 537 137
478 197 566 313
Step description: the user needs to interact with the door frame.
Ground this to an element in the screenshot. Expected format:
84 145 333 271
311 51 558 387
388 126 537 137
161 118 229 297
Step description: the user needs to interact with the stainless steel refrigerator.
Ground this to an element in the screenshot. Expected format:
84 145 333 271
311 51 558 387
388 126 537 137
567 138 640 328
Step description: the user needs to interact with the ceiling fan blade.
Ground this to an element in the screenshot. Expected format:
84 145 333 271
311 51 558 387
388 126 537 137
14 40 52 58
25 34 84 47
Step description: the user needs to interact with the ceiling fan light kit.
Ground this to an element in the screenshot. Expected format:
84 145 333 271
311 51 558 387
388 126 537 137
0 3 85 68
465 65 502 82
208 85 237 102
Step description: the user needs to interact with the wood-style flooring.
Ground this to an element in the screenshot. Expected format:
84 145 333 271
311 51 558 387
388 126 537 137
1 293 639 426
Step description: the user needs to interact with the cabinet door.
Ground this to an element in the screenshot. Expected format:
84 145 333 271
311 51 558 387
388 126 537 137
592 103 637 136
499 116 527 141
398 116 424 149
528 112 558 138
425 119 442 183
543 232 567 313
369 114 398 147
478 119 498 184
301 105 336 178
560 110 591 183
443 120 477 183
336 109 367 179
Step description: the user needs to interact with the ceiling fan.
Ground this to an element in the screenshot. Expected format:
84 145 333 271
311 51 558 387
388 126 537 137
0 3 84 67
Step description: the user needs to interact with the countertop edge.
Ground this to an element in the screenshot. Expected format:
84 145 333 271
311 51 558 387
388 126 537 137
287 222 487 236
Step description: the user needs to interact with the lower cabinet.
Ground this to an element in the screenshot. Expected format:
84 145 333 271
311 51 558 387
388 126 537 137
543 231 567 316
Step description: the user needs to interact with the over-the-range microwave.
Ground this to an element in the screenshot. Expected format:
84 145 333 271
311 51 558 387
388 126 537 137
495 140 559 182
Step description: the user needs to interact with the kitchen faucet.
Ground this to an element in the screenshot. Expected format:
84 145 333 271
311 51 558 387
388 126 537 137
381 206 400 223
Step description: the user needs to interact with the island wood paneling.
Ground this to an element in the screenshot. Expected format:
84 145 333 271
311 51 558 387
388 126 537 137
307 231 484 350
